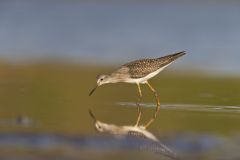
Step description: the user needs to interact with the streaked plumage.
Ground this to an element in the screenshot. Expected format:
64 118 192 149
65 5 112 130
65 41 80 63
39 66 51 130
118 51 186 79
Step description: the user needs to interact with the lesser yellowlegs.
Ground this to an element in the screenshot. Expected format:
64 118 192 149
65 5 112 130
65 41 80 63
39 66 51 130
89 51 186 127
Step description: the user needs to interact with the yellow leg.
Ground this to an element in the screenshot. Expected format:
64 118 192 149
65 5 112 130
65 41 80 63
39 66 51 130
144 81 160 128
135 83 142 126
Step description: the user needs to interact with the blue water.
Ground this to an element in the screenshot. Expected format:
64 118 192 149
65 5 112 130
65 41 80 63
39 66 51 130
0 132 239 160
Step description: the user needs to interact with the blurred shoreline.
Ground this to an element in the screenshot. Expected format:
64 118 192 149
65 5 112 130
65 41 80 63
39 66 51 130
0 59 239 77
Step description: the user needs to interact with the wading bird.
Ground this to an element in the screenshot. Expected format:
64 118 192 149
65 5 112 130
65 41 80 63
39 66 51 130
89 51 186 127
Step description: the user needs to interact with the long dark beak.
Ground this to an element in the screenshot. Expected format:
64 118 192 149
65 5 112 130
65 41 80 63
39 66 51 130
88 109 97 122
89 85 98 96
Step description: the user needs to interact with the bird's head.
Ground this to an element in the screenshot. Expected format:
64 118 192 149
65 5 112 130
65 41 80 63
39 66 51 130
89 74 110 96
88 109 114 133
96 74 111 86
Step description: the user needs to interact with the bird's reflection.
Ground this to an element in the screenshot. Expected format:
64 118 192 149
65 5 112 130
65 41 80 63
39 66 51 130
89 109 179 160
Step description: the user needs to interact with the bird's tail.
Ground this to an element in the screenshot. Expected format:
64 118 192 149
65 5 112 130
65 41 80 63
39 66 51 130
155 141 180 160
158 51 186 62
140 139 180 160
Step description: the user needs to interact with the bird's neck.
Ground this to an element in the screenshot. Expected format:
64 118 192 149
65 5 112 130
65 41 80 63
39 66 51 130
107 75 122 83
105 124 125 134
109 72 131 83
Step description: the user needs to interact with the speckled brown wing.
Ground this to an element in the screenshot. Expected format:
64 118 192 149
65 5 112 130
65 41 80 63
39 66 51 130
122 58 161 79
122 51 186 79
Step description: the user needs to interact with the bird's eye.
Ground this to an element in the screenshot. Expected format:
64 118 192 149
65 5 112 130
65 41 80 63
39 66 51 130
100 78 103 81
96 124 101 129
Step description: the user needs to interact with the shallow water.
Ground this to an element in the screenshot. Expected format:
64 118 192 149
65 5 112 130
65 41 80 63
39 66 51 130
1 102 240 160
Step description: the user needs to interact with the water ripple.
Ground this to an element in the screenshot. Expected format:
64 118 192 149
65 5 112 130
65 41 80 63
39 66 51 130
117 102 240 113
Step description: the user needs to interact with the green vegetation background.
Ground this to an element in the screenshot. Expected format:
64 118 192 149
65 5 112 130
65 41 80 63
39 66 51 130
0 62 240 136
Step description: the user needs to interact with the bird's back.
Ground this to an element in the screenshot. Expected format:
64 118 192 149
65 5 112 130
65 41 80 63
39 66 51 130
121 51 186 79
